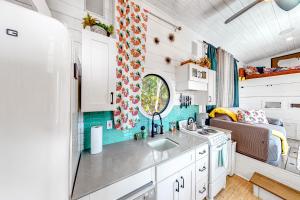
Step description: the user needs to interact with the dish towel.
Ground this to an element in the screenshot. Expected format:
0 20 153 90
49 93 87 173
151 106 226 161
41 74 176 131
218 144 228 168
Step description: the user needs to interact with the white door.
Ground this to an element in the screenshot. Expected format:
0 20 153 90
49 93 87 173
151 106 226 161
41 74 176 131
208 70 216 105
179 164 196 200
81 30 116 112
156 173 179 200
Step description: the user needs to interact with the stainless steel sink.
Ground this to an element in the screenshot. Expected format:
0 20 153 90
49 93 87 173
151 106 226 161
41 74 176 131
147 138 179 152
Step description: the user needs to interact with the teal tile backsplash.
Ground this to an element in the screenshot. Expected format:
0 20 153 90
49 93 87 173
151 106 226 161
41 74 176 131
83 105 199 149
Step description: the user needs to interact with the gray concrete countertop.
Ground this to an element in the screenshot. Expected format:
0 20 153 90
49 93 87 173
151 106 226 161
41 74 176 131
72 131 207 200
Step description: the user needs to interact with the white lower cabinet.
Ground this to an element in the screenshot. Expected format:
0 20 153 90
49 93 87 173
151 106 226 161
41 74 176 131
156 144 208 200
179 164 196 200
157 172 180 200
195 145 209 200
157 163 195 200
77 144 209 200
196 180 208 200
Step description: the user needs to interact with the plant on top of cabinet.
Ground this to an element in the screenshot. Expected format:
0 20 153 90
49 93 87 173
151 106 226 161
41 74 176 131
82 13 114 37
196 57 211 69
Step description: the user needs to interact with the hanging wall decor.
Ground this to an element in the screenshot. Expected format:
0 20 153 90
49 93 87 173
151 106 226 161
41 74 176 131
165 57 171 64
154 37 160 44
114 0 149 130
168 33 175 42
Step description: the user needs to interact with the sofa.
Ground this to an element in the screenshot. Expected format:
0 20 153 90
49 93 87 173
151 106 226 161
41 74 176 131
210 114 286 166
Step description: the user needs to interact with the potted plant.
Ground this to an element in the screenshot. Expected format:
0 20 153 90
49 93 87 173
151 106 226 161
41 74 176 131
82 13 114 37
196 57 211 69
82 13 97 30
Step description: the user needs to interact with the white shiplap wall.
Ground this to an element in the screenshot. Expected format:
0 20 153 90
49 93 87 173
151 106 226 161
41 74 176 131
139 0 209 107
45 0 210 193
145 0 300 64
247 47 300 67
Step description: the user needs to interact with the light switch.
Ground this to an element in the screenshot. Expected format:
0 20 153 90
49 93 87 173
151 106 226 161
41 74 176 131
107 120 113 129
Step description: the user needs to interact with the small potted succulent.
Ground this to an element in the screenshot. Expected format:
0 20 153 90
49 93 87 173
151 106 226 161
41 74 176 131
82 13 114 37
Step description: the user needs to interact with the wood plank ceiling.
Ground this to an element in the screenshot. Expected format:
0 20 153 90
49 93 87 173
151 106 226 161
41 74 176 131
144 0 300 64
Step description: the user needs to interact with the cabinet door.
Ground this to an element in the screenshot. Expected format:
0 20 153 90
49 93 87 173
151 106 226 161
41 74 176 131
178 164 196 200
207 70 216 105
156 173 179 200
81 30 116 112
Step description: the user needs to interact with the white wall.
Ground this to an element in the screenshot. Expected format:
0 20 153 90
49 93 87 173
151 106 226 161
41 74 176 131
247 47 300 67
45 0 214 192
138 0 209 108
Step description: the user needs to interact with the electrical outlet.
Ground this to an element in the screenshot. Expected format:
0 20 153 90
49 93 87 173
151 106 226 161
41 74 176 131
107 120 113 129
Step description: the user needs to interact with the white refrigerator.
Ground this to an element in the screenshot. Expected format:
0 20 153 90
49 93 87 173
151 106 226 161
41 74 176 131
0 1 71 200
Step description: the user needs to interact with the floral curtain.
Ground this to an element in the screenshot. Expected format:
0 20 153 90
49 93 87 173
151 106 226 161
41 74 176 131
114 0 148 130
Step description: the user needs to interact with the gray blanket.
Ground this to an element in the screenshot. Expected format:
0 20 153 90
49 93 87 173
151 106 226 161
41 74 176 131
255 124 286 166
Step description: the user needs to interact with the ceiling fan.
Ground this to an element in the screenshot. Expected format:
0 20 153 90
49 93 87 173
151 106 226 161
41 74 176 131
225 0 300 24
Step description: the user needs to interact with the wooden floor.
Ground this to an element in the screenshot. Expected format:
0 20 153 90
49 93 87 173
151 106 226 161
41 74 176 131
215 175 258 200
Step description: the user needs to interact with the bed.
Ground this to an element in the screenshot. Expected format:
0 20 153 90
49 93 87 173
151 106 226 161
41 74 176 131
240 51 300 80
240 68 300 79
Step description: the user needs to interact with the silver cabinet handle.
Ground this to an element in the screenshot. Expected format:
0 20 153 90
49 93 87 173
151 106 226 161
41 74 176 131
199 150 206 155
199 166 206 172
110 92 114 105
175 179 180 192
199 187 206 194
216 142 227 148
180 176 184 188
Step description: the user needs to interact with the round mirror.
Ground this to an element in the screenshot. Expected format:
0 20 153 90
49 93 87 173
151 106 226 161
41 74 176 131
141 74 170 116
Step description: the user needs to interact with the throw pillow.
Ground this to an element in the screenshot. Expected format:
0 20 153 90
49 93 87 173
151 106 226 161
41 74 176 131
256 66 265 74
237 109 269 124
263 67 275 73
245 66 259 75
274 67 289 72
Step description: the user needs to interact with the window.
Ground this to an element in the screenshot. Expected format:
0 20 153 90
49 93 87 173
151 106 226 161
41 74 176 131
141 74 170 116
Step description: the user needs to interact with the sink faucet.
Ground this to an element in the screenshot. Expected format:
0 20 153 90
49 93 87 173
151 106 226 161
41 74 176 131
151 112 164 137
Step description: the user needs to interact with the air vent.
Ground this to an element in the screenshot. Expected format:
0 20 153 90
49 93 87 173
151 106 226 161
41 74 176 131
265 102 282 109
291 104 300 108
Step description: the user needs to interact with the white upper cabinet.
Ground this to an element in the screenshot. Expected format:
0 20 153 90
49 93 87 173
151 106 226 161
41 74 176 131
81 30 116 112
207 69 216 105
176 64 208 91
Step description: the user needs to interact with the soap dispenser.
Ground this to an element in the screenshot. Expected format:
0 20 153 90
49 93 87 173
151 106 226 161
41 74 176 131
141 126 147 139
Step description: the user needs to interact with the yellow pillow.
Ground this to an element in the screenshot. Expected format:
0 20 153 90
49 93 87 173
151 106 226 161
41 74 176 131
209 107 238 122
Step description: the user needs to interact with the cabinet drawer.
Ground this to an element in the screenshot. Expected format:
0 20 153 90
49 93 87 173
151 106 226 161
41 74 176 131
90 167 155 200
196 144 208 160
196 157 208 183
196 180 208 200
156 150 195 182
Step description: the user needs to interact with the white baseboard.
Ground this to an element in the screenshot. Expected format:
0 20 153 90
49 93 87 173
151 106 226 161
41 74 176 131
235 153 300 191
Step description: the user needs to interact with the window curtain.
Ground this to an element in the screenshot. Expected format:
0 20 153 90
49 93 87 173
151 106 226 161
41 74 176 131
216 48 235 107
233 59 239 107
206 43 218 71
114 0 148 130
